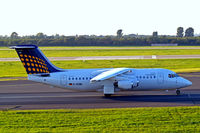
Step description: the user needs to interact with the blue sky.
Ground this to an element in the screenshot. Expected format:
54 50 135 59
0 0 199 36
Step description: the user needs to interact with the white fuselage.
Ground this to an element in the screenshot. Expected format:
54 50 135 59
28 68 192 92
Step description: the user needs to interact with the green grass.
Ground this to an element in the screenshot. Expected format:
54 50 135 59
0 47 8 49
0 77 27 81
1 59 200 78
2 46 200 49
0 50 18 58
0 107 200 132
42 49 200 57
1 49 200 58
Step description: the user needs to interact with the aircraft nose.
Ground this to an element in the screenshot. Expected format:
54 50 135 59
178 78 192 88
185 79 192 87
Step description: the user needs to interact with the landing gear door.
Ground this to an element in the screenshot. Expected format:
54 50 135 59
157 72 164 84
61 75 67 87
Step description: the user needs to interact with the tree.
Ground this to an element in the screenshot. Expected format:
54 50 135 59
36 32 45 39
185 27 194 37
11 32 18 38
152 31 158 37
177 27 184 37
117 29 123 38
54 34 60 39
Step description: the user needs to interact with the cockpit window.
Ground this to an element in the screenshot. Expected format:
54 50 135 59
168 74 179 78
175 74 179 77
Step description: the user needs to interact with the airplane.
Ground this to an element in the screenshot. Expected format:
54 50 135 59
10 45 192 97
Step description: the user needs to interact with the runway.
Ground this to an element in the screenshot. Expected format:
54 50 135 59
1 55 200 61
0 73 200 110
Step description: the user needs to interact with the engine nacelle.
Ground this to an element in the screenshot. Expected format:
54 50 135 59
117 80 138 90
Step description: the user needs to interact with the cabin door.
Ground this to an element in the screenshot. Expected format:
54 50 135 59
61 75 68 87
157 72 164 84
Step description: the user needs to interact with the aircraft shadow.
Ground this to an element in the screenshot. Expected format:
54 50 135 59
103 94 200 103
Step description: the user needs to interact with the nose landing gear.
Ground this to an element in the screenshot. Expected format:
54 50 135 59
176 89 181 95
104 94 112 97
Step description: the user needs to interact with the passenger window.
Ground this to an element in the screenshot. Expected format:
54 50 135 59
75 77 78 80
154 76 156 78
79 77 81 80
82 77 85 80
72 78 74 80
143 76 145 79
140 76 142 79
69 78 71 80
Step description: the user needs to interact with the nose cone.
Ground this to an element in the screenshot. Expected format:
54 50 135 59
185 79 192 87
178 77 192 88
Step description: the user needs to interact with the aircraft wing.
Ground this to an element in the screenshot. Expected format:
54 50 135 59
90 68 131 83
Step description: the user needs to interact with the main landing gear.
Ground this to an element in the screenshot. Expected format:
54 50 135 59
176 89 181 95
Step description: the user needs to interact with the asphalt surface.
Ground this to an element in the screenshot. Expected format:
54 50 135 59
1 55 200 61
0 73 200 110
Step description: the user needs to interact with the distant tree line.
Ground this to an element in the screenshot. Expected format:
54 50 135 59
0 27 200 47
1 36 200 46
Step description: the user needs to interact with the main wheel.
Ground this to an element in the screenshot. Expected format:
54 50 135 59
176 89 181 95
104 94 112 97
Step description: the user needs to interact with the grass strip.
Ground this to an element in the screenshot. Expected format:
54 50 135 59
1 49 200 58
0 59 200 78
2 46 200 49
0 107 200 132
0 77 27 81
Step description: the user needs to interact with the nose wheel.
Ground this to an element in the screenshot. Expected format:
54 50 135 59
176 89 181 95
104 94 112 97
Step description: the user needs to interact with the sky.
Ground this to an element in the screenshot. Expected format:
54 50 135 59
0 0 199 36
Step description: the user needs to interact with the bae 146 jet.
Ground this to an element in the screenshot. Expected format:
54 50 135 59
11 45 192 97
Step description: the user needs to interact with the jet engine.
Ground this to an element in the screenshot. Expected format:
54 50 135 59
116 80 139 90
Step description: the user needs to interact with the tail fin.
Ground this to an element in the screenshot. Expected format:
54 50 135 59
10 45 62 74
